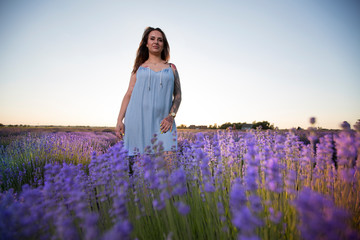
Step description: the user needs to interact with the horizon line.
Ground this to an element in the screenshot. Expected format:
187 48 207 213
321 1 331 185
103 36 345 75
0 123 341 131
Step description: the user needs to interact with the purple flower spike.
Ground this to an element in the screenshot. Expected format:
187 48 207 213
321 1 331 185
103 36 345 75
170 168 187 196
237 235 260 240
293 188 359 240
101 220 132 240
269 207 282 224
153 199 165 211
230 180 247 210
310 117 316 125
340 121 350 130
204 182 215 193
248 195 263 213
232 206 262 232
83 213 100 240
176 201 190 216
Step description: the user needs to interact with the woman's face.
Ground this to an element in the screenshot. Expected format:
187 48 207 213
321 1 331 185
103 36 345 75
146 30 164 55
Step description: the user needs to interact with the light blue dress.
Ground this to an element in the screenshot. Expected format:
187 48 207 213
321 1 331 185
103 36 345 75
124 65 177 156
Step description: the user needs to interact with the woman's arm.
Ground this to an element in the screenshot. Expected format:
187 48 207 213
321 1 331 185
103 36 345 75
115 73 137 139
170 63 182 115
160 63 182 133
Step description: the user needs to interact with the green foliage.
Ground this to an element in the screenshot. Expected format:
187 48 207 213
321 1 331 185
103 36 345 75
213 121 275 130
208 123 218 129
252 121 275 130
179 121 275 130
219 122 232 129
219 122 248 130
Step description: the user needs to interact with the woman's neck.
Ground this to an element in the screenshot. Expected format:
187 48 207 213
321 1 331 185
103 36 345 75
146 54 163 64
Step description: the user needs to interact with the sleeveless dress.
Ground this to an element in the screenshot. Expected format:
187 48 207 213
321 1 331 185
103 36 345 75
124 65 177 156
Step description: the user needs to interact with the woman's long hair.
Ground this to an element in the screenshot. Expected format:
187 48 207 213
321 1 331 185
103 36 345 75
132 27 170 74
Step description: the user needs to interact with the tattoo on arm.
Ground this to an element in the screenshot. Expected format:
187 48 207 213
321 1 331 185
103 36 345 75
164 115 174 124
170 66 182 114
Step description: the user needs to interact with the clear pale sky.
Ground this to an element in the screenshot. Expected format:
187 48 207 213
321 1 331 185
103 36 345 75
1 0 359 129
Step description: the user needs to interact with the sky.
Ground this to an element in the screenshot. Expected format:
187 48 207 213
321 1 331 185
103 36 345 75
0 0 359 129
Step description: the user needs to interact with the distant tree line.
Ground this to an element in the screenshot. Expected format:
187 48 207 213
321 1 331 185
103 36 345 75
178 121 275 130
1 124 31 127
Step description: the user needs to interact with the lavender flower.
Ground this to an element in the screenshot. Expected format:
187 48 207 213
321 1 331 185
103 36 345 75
310 117 316 125
101 220 132 240
268 207 282 224
293 188 359 240
175 201 190 216
230 180 247 210
244 134 260 191
170 168 187 196
152 199 166 211
232 206 263 234
341 121 351 130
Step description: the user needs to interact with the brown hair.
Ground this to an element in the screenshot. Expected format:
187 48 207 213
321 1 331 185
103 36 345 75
132 27 170 74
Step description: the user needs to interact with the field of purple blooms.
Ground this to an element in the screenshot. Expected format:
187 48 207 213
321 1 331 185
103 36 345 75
0 121 359 240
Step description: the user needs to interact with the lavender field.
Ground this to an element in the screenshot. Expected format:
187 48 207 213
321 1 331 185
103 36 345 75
0 121 359 240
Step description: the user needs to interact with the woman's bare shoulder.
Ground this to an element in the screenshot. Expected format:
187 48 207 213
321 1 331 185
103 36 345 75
169 63 177 71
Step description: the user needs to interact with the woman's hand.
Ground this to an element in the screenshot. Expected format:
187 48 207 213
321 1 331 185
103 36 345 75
160 115 174 133
115 122 125 140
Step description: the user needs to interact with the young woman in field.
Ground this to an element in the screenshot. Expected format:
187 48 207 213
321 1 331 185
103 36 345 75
115 27 182 156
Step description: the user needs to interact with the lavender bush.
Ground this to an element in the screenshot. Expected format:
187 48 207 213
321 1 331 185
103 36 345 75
0 120 359 239
0 132 114 191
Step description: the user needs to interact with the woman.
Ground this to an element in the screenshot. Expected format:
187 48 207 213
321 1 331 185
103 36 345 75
115 27 182 156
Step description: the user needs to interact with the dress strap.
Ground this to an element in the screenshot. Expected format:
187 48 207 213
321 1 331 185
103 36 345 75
160 70 163 88
148 68 151 91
